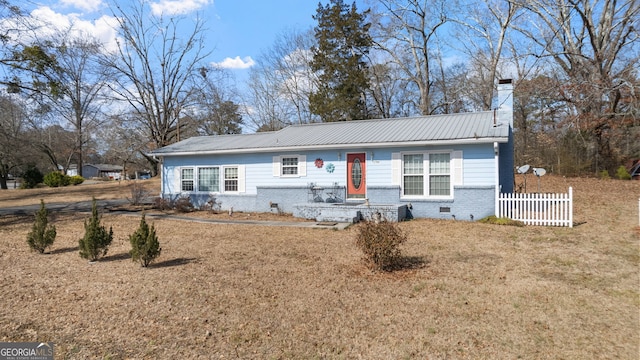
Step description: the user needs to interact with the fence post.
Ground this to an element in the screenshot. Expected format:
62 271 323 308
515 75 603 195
569 187 573 228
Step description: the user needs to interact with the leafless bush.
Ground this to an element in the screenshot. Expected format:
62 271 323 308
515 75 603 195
199 195 222 213
153 197 171 211
127 181 151 205
354 218 407 271
174 195 195 213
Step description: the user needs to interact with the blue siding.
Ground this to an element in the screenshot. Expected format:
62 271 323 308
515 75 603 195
159 142 500 220
499 129 515 193
461 144 496 186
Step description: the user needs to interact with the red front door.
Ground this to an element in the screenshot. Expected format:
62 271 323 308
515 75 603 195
347 153 366 199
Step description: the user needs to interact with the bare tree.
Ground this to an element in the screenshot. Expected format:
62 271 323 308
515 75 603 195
0 94 27 188
371 0 450 115
245 28 318 131
515 0 639 172
95 114 149 179
452 0 522 110
191 66 243 136
107 0 211 156
366 58 416 118
31 31 113 177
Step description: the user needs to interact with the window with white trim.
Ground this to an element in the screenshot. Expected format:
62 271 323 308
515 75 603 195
273 155 306 177
403 154 424 195
224 167 238 192
198 167 219 192
400 152 453 197
181 168 194 192
281 157 298 175
429 153 450 196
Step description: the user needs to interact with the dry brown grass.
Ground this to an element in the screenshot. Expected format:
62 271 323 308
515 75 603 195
0 179 161 208
0 176 638 359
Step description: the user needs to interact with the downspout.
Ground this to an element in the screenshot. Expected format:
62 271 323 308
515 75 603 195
154 155 163 198
494 142 500 217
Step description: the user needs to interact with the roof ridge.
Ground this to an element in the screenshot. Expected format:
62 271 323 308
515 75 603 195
287 111 495 128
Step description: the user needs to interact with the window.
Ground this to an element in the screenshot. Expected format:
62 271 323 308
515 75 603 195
429 153 450 196
198 167 219 192
282 157 298 175
224 167 238 192
273 155 306 177
180 165 242 193
181 168 194 192
399 152 452 197
403 154 423 196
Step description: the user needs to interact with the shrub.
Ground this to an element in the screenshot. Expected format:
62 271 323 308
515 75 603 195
478 215 525 227
68 175 85 185
153 197 171 211
200 195 222 213
599 170 610 179
174 195 194 213
615 166 631 180
129 214 162 267
21 166 43 189
354 218 407 271
79 199 113 261
43 172 70 187
26 200 57 253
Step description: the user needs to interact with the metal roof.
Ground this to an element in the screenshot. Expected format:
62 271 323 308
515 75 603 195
149 111 509 156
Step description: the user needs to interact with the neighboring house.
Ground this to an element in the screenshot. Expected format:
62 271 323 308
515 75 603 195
83 164 124 180
64 164 78 177
149 80 515 221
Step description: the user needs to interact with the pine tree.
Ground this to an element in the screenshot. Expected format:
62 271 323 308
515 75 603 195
26 200 57 253
79 198 113 261
129 214 161 267
309 0 372 122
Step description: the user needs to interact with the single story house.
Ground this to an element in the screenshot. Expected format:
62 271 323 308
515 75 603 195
83 164 124 180
149 80 515 221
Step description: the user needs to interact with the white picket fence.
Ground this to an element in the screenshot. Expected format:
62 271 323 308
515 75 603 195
497 187 573 227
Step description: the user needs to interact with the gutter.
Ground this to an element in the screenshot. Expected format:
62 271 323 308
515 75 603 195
148 137 510 157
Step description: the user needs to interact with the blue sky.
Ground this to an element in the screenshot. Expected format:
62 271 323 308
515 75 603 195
209 1 320 69
19 0 370 72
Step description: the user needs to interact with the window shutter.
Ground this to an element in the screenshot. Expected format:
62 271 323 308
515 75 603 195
452 150 463 186
391 152 401 185
238 165 246 193
298 155 306 176
272 156 280 177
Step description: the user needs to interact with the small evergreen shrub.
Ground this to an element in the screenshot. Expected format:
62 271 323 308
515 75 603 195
43 171 70 187
21 166 43 189
615 166 631 180
79 199 113 261
174 195 194 213
355 219 407 271
68 175 85 185
129 214 161 267
599 170 610 179
26 200 57 253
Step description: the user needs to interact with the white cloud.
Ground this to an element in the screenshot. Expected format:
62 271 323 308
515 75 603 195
213 56 256 70
60 0 104 13
1 6 120 53
150 0 212 16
